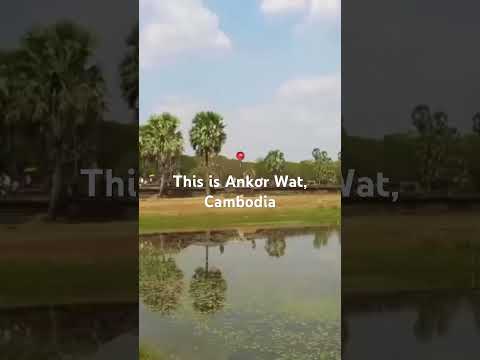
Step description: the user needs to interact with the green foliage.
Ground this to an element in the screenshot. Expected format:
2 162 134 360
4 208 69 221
189 111 227 193
189 111 226 159
264 150 286 177
140 113 183 193
16 22 105 131
0 22 138 190
7 22 107 217
411 105 459 191
312 149 338 185
140 113 183 164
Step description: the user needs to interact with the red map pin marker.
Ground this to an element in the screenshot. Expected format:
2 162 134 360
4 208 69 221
236 151 245 161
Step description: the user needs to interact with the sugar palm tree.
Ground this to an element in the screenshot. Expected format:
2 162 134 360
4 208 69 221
189 111 226 195
140 113 183 196
264 150 285 179
120 25 138 122
15 22 105 219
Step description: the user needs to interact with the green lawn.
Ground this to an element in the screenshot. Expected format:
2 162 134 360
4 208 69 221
343 213 480 293
1 260 138 308
140 207 340 234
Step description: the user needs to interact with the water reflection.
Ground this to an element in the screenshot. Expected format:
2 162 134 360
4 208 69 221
140 227 341 360
264 232 286 258
190 266 227 314
313 228 338 249
343 291 480 359
190 236 227 314
0 304 137 359
140 240 184 315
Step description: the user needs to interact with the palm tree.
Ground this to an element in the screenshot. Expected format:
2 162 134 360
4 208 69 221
120 25 138 122
312 148 330 162
411 105 457 192
140 113 183 196
264 150 285 179
312 148 336 185
189 111 226 195
15 22 105 219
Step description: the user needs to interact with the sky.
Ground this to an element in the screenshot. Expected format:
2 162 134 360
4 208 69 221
140 0 341 162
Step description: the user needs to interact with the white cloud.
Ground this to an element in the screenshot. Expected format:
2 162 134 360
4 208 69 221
260 0 340 20
261 0 307 14
140 0 231 68
309 0 340 19
150 73 341 161
277 74 340 98
229 73 341 160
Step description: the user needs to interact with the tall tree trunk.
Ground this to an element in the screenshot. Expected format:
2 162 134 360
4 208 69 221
158 173 166 197
205 153 210 195
48 157 62 220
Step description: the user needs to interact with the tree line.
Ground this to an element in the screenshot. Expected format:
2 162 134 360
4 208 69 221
140 112 341 196
343 104 480 193
0 22 138 219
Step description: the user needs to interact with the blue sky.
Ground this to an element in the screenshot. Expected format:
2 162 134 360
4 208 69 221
140 0 340 161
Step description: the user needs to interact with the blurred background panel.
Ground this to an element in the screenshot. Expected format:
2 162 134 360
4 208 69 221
342 0 480 359
0 1 138 358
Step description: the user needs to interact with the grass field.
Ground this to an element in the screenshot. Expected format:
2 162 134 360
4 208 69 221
1 221 138 307
343 212 480 293
139 193 340 233
2 194 340 306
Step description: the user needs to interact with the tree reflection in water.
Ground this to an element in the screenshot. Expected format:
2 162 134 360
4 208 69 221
343 291 480 358
413 295 459 342
189 240 227 314
313 230 329 249
140 228 341 360
264 231 286 258
139 239 184 315
0 304 136 359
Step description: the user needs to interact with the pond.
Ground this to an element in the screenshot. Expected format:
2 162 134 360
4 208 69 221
140 227 341 360
343 292 480 359
0 303 137 359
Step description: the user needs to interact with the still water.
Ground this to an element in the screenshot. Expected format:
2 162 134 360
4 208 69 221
0 304 137 359
140 228 341 360
343 292 480 359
